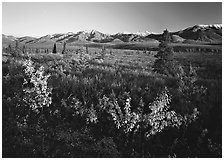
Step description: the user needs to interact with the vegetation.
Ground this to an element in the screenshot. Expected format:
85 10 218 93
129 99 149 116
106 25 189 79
52 43 57 53
22 45 26 54
153 29 174 76
62 42 66 54
2 35 222 157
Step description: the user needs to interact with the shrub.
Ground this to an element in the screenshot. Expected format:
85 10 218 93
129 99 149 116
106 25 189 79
22 58 52 113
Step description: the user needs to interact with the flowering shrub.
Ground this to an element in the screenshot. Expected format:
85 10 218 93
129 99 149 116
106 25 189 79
86 104 98 123
144 87 199 137
143 87 182 137
22 58 52 113
61 97 98 124
98 95 139 133
98 87 199 138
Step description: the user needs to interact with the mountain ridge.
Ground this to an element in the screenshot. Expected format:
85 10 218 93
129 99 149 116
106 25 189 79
2 24 222 46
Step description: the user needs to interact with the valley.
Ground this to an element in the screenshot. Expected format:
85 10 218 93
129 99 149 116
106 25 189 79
2 24 222 158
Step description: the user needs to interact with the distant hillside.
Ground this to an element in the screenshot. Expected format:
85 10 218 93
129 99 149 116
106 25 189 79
175 24 222 43
17 36 37 44
2 34 17 47
145 24 222 44
2 24 222 47
171 35 185 43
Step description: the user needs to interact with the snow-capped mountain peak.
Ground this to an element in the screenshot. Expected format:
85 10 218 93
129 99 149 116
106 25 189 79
2 23 222 45
135 31 151 36
191 24 222 32
66 32 74 35
82 29 98 34
116 31 132 35
197 24 222 29
116 31 151 36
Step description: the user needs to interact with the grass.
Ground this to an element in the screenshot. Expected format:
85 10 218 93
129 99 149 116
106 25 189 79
2 43 222 157
7 40 221 54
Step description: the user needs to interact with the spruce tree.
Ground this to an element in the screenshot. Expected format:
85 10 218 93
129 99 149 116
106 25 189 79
22 45 26 54
62 42 66 54
153 29 174 76
52 43 57 53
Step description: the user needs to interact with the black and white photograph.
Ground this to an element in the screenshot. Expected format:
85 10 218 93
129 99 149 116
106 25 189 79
2 1 222 158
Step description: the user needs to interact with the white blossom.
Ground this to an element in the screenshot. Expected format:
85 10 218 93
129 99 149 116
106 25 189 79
23 58 52 113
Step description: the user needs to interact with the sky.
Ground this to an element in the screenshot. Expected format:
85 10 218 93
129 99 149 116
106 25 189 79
2 2 222 37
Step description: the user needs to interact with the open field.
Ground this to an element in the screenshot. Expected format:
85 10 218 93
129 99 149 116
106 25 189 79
2 43 222 157
5 40 221 53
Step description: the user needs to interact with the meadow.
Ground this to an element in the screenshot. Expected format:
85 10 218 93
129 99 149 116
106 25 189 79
2 40 222 157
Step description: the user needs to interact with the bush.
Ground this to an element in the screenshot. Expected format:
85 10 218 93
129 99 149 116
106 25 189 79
2 48 221 157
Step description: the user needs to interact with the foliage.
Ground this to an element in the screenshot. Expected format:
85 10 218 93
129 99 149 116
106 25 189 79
55 130 121 157
97 87 199 137
153 29 174 76
22 45 26 54
2 46 221 158
62 42 66 54
52 43 57 53
22 58 52 113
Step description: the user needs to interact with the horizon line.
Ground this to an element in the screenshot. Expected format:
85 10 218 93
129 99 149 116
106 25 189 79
2 23 222 38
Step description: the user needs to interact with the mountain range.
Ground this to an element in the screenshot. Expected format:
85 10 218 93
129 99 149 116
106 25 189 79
2 24 222 47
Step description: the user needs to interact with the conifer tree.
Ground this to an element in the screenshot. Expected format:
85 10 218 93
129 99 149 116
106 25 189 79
52 43 57 53
62 42 66 54
22 45 26 54
153 29 174 76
